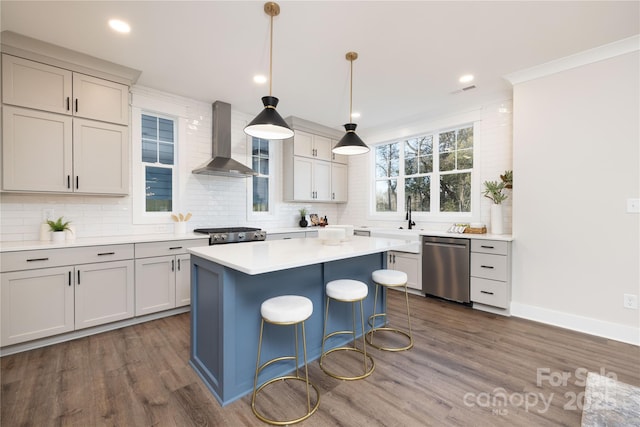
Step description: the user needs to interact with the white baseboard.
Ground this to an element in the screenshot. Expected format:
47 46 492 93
510 302 639 346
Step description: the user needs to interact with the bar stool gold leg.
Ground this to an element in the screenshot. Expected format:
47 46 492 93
365 270 414 352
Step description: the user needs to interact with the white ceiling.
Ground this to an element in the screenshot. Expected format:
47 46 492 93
1 1 638 134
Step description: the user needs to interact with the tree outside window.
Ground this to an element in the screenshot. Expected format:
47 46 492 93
374 125 473 215
141 114 175 212
252 137 269 212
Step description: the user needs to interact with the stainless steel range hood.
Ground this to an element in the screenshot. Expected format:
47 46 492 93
192 101 257 177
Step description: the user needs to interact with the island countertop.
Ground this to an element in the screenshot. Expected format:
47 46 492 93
188 235 414 275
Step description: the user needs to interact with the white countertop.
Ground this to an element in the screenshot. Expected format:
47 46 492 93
188 235 415 275
358 226 513 242
0 232 209 252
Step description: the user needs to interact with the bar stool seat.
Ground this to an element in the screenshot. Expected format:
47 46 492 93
366 269 414 351
320 279 375 380
252 295 320 425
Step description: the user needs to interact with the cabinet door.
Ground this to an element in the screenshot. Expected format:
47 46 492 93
135 256 176 315
313 135 332 161
331 143 348 164
73 118 129 194
2 106 73 192
292 130 314 158
390 251 422 291
72 73 129 125
175 254 192 307
331 162 348 202
293 156 314 200
2 54 72 115
1 267 74 346
75 260 134 330
314 160 332 201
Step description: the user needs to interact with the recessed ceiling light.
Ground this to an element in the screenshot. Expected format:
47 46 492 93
253 75 268 84
109 19 131 34
459 74 474 84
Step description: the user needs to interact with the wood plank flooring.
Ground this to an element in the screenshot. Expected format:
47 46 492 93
2 291 638 426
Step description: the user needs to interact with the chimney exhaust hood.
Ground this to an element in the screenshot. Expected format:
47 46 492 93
192 101 258 178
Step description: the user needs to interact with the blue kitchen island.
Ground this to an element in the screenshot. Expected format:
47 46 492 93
187 235 412 406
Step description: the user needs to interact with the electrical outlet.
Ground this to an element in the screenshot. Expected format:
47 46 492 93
627 198 640 213
43 208 55 222
623 294 638 309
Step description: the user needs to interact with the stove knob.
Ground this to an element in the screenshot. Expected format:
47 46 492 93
220 234 227 241
237 232 246 241
212 234 221 242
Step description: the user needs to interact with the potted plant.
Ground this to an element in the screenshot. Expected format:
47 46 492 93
482 170 512 234
298 208 308 228
47 216 72 242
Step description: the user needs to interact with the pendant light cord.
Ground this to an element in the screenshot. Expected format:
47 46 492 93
349 57 353 122
269 12 273 96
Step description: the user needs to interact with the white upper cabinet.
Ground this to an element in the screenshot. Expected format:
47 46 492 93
2 54 129 125
1 54 130 195
2 54 72 115
292 130 332 161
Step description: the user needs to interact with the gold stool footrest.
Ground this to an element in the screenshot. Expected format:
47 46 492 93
252 375 321 426
365 327 413 351
320 346 375 380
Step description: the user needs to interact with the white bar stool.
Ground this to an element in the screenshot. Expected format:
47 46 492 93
320 279 375 380
366 269 414 351
251 295 320 425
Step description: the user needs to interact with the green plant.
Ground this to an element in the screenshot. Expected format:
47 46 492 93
483 170 513 204
47 216 71 232
298 207 307 218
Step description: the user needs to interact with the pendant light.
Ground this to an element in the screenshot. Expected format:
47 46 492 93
244 2 294 140
332 51 369 155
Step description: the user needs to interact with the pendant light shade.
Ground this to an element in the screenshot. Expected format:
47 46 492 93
244 2 294 140
244 96 294 139
332 52 369 155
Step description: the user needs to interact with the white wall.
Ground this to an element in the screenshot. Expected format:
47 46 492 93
510 50 639 344
337 99 513 231
0 86 336 241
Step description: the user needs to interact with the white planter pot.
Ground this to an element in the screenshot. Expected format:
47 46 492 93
490 204 504 235
51 231 66 242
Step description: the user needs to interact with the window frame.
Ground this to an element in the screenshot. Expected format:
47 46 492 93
132 106 185 225
369 121 481 223
246 137 278 220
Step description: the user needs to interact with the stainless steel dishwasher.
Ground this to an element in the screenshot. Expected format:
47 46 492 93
422 235 470 303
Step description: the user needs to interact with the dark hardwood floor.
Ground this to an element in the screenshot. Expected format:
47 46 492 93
2 291 638 426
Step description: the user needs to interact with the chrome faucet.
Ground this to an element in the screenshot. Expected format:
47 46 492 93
406 196 416 229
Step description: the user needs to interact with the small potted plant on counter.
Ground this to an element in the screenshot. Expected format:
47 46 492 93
47 216 72 242
299 208 308 228
483 170 512 234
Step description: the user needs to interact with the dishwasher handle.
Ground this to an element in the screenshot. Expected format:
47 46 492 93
423 241 468 249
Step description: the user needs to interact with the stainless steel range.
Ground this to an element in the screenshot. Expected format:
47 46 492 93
193 227 267 245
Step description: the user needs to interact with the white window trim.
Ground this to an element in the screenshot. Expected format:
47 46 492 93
131 100 187 225
246 137 280 221
368 121 482 224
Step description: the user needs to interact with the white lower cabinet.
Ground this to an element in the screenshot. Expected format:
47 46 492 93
387 251 422 291
0 245 134 346
75 260 134 330
470 240 511 313
1 266 74 346
134 239 208 315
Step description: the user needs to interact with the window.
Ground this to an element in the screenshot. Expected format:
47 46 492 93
141 113 176 213
374 124 474 216
252 137 269 212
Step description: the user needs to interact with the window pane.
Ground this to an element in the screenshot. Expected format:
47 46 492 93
145 166 172 212
253 176 269 212
406 176 430 212
141 115 157 139
142 140 157 163
375 143 399 178
457 127 473 149
419 155 433 173
439 131 456 153
376 179 397 212
440 152 455 171
158 118 174 142
458 148 473 169
158 142 174 165
440 172 471 212
405 157 418 175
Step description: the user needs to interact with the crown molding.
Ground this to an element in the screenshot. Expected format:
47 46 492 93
504 34 639 85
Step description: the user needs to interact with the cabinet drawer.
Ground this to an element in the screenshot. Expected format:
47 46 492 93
470 253 507 281
1 244 134 272
134 239 208 258
471 240 508 255
471 277 508 308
